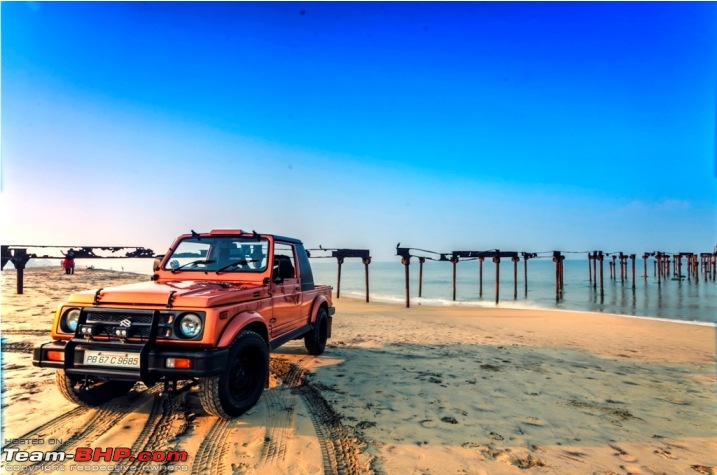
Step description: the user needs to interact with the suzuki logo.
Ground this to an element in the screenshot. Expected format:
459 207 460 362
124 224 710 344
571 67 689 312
119 319 132 328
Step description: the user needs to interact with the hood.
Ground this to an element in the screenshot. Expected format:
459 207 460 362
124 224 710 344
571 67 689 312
66 280 264 308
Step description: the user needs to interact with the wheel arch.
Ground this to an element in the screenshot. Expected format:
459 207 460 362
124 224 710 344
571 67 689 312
217 312 269 348
309 295 331 324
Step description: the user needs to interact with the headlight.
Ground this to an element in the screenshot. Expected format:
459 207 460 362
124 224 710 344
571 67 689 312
177 313 202 338
62 308 81 333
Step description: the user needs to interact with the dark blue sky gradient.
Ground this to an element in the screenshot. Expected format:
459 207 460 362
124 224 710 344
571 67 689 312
2 2 715 258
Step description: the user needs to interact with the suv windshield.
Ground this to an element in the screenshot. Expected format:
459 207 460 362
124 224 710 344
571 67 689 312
164 236 269 273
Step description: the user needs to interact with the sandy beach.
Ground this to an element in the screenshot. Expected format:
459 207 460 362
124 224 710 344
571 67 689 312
1 267 715 474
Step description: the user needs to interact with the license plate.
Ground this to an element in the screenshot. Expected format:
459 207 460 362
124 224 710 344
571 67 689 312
83 350 140 368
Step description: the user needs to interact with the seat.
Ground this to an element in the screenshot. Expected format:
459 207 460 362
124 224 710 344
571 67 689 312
273 256 295 280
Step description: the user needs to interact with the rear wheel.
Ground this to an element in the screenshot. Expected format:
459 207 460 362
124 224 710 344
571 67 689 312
199 330 269 418
55 370 136 406
304 307 329 355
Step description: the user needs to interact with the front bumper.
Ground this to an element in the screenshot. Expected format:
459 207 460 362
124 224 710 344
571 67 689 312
33 340 228 384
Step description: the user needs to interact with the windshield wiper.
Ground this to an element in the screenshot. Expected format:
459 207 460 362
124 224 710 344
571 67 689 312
215 259 258 274
170 259 216 274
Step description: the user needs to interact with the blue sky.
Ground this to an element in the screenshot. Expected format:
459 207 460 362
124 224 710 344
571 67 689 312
2 2 715 261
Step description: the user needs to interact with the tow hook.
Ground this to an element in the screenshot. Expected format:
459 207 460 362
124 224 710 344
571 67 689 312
160 380 177 399
79 375 92 392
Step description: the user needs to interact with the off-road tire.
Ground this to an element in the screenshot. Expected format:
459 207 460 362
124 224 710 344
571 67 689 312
55 370 136 406
199 330 269 418
304 307 329 356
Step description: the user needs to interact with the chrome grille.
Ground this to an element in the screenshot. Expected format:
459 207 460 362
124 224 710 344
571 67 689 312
85 312 155 325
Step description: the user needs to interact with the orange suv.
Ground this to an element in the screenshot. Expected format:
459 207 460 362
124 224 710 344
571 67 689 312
33 229 334 418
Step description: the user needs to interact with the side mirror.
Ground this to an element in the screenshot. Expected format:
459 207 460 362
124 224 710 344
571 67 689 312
153 256 163 272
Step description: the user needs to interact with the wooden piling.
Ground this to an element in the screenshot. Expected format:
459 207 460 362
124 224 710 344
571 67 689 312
598 251 604 297
363 257 371 302
336 257 344 298
676 254 682 281
512 256 519 299
611 255 617 280
479 257 484 298
493 255 500 304
418 257 425 298
452 256 459 301
657 254 662 285
402 256 410 308
10 248 31 295
630 254 636 290
552 251 563 302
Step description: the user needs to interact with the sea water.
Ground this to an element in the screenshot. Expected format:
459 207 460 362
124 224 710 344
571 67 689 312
28 257 717 325
309 259 717 325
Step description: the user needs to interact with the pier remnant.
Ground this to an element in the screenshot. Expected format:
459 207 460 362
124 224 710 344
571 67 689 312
552 251 564 301
598 251 604 296
418 257 426 298
522 252 537 295
588 251 605 296
451 255 460 301
493 255 501 304
450 251 520 304
2 244 156 294
2 246 33 294
630 254 636 290
395 244 714 310
478 257 484 297
396 246 413 308
309 247 371 302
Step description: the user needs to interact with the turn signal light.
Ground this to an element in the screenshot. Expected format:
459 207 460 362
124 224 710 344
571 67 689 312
47 350 64 362
166 358 191 369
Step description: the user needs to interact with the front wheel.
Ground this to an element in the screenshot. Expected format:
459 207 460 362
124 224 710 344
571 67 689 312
304 308 329 356
55 370 136 406
199 330 269 418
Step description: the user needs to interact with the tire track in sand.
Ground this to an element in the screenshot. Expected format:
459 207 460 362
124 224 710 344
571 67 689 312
12 384 160 471
258 357 307 466
189 417 233 475
3 406 88 450
268 357 371 475
189 358 308 474
111 393 190 475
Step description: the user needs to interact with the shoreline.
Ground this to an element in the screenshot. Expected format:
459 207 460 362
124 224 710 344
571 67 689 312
4 266 716 328
337 291 717 328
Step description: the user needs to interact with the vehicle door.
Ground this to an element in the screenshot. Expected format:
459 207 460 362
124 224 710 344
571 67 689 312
269 242 302 336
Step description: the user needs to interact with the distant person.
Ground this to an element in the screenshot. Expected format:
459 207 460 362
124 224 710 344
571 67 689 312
61 249 76 275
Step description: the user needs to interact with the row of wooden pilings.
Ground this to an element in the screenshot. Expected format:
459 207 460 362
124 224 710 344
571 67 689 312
5 244 715 305
395 247 566 308
307 248 372 302
595 251 717 293
397 247 716 308
318 248 717 308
